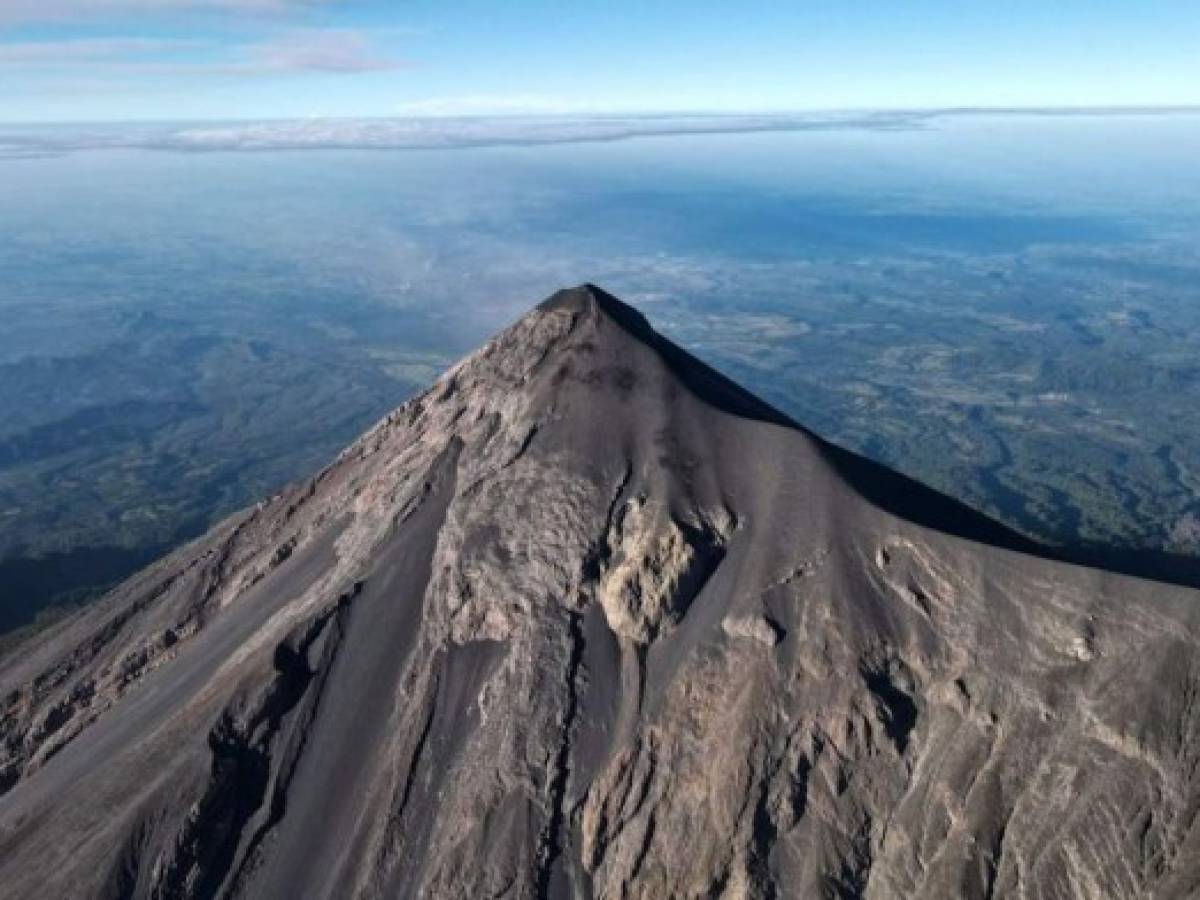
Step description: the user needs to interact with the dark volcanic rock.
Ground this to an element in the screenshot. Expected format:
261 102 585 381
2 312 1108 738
2 285 1200 899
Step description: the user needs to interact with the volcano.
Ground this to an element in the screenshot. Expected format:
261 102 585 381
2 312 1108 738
2 285 1199 899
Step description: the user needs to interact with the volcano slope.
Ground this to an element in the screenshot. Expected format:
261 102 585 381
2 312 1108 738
2 285 1200 900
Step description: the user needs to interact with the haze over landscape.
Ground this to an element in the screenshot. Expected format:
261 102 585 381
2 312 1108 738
2 1 1200 898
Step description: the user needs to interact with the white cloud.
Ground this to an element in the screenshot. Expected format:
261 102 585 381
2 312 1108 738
16 109 1187 154
0 37 204 64
156 111 925 151
0 112 913 156
0 112 923 155
0 29 406 75
0 0 312 24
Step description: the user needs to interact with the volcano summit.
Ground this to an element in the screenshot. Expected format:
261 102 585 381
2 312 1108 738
2 286 1199 899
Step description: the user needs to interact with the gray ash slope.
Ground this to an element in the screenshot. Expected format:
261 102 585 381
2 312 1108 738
3 285 1200 900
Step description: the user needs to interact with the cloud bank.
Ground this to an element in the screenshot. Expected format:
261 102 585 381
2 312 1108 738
1 108 1194 159
0 0 315 25
0 29 405 76
0 111 925 157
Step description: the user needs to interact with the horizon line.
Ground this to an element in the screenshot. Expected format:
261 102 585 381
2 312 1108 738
3 103 1200 129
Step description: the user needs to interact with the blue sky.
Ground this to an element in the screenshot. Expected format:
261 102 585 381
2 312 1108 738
1 0 1198 123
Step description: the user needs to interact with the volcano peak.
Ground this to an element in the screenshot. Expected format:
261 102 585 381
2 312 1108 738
2 287 1199 900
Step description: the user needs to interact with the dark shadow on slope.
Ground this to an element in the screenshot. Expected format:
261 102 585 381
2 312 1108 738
861 665 919 755
0 510 213 639
0 542 173 635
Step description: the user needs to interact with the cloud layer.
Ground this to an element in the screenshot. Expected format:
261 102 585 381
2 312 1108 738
0 111 928 156
0 0 313 25
0 29 405 77
3 108 1194 159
